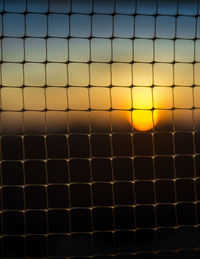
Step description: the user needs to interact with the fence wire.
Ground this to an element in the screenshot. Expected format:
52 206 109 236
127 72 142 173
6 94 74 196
0 0 200 258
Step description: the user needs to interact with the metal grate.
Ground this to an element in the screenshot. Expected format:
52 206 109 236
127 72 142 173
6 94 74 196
0 0 200 258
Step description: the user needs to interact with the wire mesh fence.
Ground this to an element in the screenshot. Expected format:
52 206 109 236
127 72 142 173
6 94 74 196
0 0 200 258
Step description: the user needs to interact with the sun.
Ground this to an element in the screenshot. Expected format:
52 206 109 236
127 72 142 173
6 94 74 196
129 87 159 131
131 110 159 131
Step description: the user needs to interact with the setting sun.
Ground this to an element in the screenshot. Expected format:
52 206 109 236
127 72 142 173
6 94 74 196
131 110 159 131
130 87 159 131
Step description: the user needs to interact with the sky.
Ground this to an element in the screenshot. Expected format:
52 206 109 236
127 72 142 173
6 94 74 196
0 0 200 133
